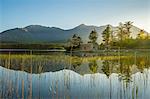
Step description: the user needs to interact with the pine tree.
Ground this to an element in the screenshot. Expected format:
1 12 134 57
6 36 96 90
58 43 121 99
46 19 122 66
89 29 98 43
116 22 125 41
69 34 82 49
102 25 112 49
124 21 133 39
117 21 133 41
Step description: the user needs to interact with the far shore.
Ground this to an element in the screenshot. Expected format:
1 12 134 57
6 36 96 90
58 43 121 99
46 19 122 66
0 48 150 53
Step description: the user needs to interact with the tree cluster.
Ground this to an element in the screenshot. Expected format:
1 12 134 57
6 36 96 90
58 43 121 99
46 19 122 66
100 21 150 49
67 21 150 51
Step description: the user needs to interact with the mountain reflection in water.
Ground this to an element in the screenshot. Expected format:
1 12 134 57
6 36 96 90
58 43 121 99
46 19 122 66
0 51 150 98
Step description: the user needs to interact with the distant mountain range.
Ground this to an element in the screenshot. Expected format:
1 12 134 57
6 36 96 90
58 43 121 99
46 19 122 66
0 24 149 44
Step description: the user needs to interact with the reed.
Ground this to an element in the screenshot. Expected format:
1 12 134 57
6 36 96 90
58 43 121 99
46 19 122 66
0 51 149 98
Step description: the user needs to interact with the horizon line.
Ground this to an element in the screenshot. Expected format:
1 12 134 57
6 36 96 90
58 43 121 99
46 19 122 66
1 23 150 33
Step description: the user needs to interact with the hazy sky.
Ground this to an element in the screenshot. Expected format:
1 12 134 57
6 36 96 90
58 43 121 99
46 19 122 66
1 0 150 32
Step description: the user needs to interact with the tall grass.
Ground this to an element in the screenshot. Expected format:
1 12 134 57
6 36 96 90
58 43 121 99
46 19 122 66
0 51 150 98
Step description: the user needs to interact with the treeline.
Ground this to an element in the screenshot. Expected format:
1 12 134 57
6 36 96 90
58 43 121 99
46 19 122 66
0 43 65 49
68 21 150 50
100 21 150 49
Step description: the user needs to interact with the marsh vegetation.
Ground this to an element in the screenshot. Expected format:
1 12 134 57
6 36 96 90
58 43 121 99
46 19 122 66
0 51 150 98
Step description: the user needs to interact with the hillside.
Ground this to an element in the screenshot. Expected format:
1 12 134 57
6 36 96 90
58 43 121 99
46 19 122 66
0 24 149 44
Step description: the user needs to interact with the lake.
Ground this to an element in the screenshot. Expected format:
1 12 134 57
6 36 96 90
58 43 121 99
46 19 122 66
0 51 150 99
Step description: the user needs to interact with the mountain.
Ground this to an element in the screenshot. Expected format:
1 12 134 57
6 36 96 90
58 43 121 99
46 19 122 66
0 24 149 44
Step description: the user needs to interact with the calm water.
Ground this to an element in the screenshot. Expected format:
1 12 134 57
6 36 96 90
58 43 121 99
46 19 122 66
0 51 150 99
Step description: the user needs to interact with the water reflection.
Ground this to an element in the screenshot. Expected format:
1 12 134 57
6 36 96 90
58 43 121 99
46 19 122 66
0 52 150 98
89 60 98 73
1 52 150 74
0 66 150 99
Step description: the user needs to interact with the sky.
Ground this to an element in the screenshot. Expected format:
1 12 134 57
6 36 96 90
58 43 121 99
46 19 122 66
0 0 150 32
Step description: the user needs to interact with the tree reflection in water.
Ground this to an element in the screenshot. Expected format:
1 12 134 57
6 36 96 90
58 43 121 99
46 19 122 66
0 52 150 98
88 60 98 73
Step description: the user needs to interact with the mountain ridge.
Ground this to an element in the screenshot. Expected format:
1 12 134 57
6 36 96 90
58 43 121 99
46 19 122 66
0 24 149 44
